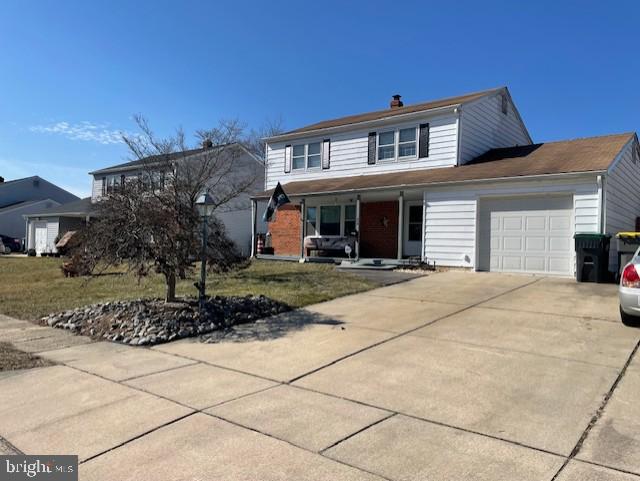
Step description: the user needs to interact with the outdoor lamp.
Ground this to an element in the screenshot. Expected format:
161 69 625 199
195 191 215 218
195 190 215 313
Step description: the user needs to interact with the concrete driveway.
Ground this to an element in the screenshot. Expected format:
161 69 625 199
1 271 639 480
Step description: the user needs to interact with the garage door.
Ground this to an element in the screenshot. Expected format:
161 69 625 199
478 196 573 275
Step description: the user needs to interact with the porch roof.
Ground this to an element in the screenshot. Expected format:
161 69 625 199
254 132 634 199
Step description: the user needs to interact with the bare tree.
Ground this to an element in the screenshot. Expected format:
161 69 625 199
244 116 284 160
77 115 257 302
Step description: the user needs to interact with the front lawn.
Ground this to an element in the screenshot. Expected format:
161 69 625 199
0 258 378 320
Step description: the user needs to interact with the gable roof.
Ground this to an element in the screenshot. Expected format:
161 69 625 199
24 197 93 218
254 132 635 198
89 143 263 176
0 199 59 215
271 87 503 140
0 175 40 188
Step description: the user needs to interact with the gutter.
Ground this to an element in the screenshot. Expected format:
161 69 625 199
251 170 605 200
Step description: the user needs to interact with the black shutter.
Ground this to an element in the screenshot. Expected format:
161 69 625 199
418 123 429 158
367 132 377 165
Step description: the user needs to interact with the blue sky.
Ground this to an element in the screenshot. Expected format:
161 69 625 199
1 0 639 197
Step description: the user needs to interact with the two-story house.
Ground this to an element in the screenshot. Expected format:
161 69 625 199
25 142 265 256
252 87 640 276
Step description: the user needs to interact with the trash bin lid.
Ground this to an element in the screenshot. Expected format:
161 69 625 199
574 233 611 239
616 232 640 239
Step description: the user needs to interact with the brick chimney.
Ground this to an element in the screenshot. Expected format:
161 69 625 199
390 94 403 108
202 139 213 149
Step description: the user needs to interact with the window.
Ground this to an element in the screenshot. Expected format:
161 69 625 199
292 142 322 170
398 128 416 158
292 145 305 170
377 127 418 161
501 94 508 114
378 131 395 160
307 142 321 168
408 205 423 242
320 206 341 236
344 205 356 236
306 207 317 236
101 177 107 196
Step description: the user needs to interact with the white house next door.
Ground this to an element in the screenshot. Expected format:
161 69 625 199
403 201 423 257
478 196 573 275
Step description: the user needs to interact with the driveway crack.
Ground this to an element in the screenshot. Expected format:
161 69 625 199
550 338 640 481
288 276 543 383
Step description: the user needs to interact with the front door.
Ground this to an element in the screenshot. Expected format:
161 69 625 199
403 201 423 257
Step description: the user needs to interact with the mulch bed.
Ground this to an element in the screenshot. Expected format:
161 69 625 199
41 295 291 346
0 342 53 371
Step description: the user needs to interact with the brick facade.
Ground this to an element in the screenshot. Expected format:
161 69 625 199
359 201 398 258
268 204 301 256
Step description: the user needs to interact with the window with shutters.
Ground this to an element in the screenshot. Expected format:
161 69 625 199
292 142 322 170
377 127 418 162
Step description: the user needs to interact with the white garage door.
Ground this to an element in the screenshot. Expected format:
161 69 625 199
478 196 573 275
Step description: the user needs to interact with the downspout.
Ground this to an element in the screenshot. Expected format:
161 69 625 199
455 106 463 166
597 175 606 234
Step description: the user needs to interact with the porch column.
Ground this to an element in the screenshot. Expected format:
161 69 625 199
24 218 29 250
250 199 257 258
355 195 361 260
300 198 306 260
397 191 404 260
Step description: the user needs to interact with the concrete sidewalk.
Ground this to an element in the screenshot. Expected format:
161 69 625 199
1 272 639 480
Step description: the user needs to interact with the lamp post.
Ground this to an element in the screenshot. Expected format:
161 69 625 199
195 190 215 313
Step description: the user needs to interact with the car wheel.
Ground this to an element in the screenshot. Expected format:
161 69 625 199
620 306 640 327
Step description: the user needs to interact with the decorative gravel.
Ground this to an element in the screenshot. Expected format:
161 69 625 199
40 296 290 346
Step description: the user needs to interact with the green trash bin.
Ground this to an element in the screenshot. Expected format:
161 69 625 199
616 232 640 279
574 233 611 283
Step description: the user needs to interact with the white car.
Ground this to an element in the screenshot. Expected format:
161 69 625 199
619 245 640 325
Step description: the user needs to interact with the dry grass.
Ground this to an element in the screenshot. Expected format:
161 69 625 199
0 257 377 320
0 342 53 371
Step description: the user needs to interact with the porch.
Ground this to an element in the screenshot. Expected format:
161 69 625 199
250 189 426 262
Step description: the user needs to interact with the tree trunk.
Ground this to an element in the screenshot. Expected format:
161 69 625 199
165 271 176 302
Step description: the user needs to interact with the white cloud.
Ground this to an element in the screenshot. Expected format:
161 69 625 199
29 121 128 145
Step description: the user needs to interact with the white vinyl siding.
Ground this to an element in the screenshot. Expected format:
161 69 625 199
459 93 531 165
28 218 60 254
605 139 640 271
91 176 104 201
423 176 600 271
265 114 459 189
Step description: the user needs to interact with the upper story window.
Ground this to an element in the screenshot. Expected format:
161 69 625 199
292 142 322 170
377 127 418 162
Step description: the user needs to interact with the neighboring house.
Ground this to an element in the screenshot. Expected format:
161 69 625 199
252 86 640 276
24 198 94 255
0 176 79 242
24 143 265 256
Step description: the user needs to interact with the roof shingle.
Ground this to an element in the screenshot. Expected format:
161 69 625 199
255 132 635 198
279 88 501 137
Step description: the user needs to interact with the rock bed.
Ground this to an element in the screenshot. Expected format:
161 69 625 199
41 296 290 346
